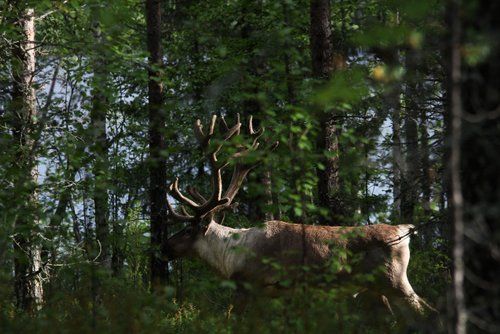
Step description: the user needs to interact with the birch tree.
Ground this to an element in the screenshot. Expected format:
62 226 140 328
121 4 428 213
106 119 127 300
8 3 44 312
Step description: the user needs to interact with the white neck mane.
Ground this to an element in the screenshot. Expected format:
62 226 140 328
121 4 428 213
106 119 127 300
193 221 258 278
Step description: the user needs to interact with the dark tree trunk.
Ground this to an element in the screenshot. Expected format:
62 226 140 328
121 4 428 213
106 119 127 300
447 2 465 332
452 1 500 332
310 0 334 79
239 0 274 222
316 116 341 222
310 0 347 224
90 6 110 269
9 5 44 312
282 0 296 106
146 0 169 291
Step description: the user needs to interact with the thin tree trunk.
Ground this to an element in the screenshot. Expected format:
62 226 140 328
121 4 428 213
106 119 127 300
372 20 405 224
270 171 282 220
9 5 44 312
146 0 169 290
420 109 432 214
176 259 184 304
448 1 466 332
390 85 404 219
419 107 432 247
111 194 124 276
45 162 79 298
282 0 295 106
262 169 274 221
110 118 124 276
310 0 345 224
90 6 110 269
402 51 420 225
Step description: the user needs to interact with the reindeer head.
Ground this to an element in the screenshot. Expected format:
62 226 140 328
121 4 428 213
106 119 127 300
165 224 205 259
165 114 275 259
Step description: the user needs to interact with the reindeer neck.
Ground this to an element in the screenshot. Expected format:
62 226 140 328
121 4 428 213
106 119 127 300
193 221 252 278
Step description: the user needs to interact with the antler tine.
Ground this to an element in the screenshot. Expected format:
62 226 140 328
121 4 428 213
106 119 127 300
248 115 255 134
187 186 207 203
180 206 191 217
268 140 280 153
214 165 223 199
251 127 264 148
223 165 252 202
195 115 220 149
231 130 263 159
198 164 223 210
208 114 217 136
247 116 264 154
198 115 248 213
236 113 241 126
220 118 260 202
167 114 271 223
199 197 230 218
166 197 196 223
169 178 201 208
224 122 241 140
217 114 242 141
248 115 264 136
184 115 230 218
219 115 229 132
194 119 205 144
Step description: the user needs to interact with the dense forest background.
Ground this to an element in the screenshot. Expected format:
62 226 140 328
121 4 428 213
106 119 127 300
0 0 499 333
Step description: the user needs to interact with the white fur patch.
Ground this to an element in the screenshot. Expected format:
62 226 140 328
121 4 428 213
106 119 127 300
193 221 261 278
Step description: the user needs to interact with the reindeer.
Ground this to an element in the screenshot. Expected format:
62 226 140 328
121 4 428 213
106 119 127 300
165 114 437 325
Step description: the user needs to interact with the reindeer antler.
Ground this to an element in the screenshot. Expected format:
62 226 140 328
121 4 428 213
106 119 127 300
166 114 271 224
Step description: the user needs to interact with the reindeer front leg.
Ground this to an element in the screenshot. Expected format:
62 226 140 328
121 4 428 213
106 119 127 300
354 289 395 330
385 246 439 329
227 276 252 318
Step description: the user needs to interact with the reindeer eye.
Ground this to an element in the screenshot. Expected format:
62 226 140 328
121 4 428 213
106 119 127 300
185 226 195 234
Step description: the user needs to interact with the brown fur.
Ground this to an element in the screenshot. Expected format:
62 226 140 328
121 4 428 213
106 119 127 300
168 220 437 324
232 222 408 291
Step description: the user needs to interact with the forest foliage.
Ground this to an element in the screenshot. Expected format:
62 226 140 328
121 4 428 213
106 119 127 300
0 0 499 333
